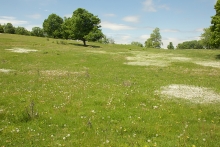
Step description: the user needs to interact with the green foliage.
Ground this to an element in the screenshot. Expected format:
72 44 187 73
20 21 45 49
167 42 174 49
176 40 203 49
43 13 63 38
4 23 15 34
98 35 115 44
200 28 212 49
0 24 4 33
145 27 163 48
65 8 103 46
210 0 220 48
15 26 30 35
31 27 44 37
131 41 143 47
145 38 153 48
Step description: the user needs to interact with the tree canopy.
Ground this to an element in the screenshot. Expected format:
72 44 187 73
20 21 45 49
167 42 174 49
145 28 163 48
176 40 203 49
131 41 143 47
43 13 63 38
200 28 212 49
0 24 4 33
4 23 15 34
210 0 220 48
64 8 103 46
15 27 30 35
31 27 44 37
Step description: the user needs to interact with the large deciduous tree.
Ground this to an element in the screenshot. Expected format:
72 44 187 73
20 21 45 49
66 8 103 46
145 27 163 48
43 13 63 38
210 0 220 48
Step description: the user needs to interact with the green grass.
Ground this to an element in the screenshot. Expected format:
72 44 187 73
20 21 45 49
0 34 220 146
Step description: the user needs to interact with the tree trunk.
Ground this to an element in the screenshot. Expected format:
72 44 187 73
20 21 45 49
83 40 86 46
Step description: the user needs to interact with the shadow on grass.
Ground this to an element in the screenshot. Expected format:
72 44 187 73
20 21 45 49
69 43 101 48
215 54 220 60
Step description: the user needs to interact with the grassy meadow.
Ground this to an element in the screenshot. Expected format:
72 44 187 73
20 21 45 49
0 34 220 146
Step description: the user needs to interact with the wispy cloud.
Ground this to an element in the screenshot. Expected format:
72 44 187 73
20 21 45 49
123 16 140 23
101 21 136 30
143 0 156 12
142 0 170 12
0 16 28 25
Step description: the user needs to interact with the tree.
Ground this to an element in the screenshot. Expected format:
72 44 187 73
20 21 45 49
145 38 153 48
167 42 174 49
176 40 203 49
200 28 212 49
131 41 143 47
0 24 4 33
145 27 163 48
210 0 220 48
66 8 103 46
15 26 30 35
43 13 63 38
4 23 15 34
31 27 44 37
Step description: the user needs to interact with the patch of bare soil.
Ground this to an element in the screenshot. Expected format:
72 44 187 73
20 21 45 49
0 69 15 73
157 84 220 103
6 48 38 53
125 51 191 67
195 61 220 69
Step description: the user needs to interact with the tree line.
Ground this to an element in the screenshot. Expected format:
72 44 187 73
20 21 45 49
0 8 115 46
1 0 220 49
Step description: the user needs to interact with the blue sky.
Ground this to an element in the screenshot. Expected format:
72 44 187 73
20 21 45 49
0 0 217 48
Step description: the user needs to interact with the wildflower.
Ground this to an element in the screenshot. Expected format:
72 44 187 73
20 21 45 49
51 135 54 137
133 133 136 137
106 140 110 143
153 106 158 109
203 138 206 141
63 137 66 140
147 140 151 143
66 134 70 137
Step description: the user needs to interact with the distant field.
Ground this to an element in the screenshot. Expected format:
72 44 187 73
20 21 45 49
0 34 220 146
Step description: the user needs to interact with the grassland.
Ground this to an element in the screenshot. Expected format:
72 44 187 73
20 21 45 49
0 34 220 147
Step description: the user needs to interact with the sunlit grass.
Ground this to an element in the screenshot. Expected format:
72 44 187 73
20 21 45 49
0 34 220 146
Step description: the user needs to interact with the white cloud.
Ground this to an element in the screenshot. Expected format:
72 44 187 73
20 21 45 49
0 16 28 25
123 16 140 23
142 0 170 12
27 14 41 19
143 0 156 12
64 14 72 18
101 21 136 30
